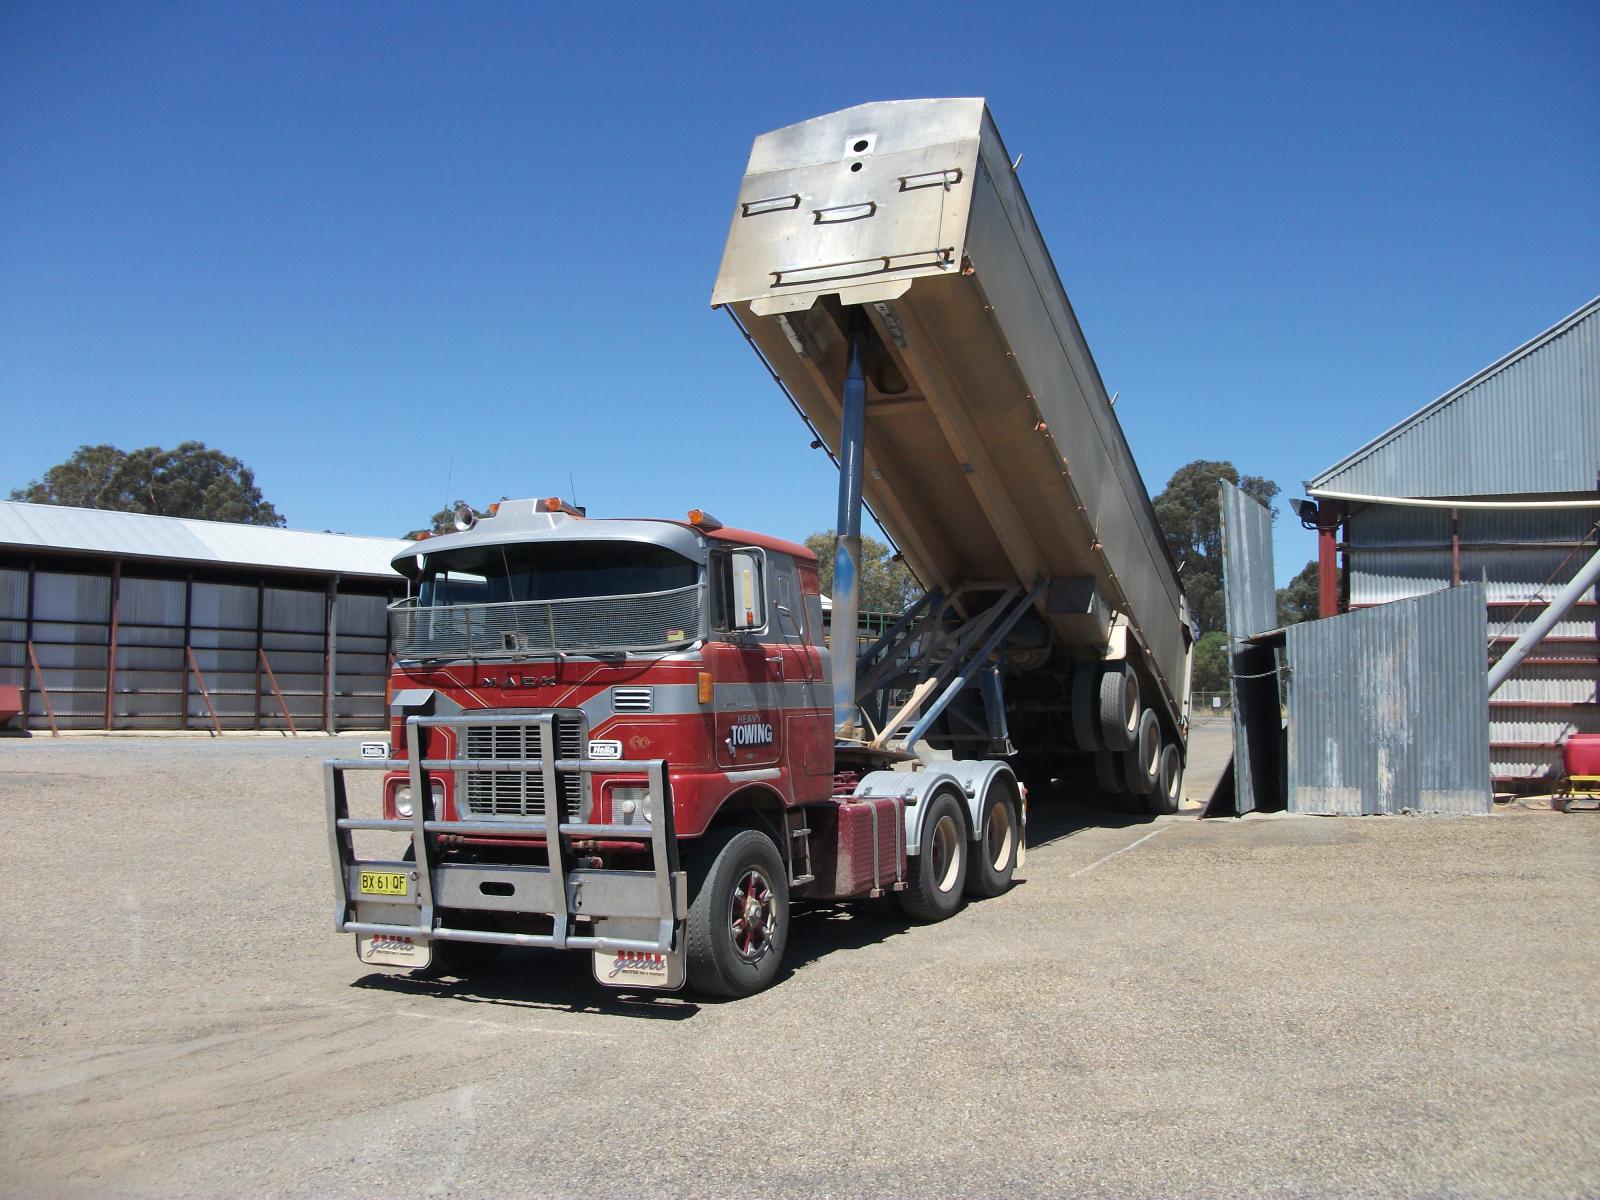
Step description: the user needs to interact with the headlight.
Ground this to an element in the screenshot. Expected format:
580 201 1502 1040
612 785 652 823
394 781 443 819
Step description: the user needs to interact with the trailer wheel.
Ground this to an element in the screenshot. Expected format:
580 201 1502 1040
1146 742 1184 815
685 827 789 998
1123 708 1160 796
965 784 1018 898
898 791 968 922
1070 665 1102 751
1097 665 1141 751
1093 749 1124 797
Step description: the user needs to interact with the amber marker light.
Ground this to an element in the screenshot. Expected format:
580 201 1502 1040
697 672 714 705
541 497 562 512
687 509 724 531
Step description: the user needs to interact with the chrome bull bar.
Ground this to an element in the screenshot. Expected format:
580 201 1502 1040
326 713 685 956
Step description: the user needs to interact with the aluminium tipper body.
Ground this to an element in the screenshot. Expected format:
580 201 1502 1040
713 98 1189 718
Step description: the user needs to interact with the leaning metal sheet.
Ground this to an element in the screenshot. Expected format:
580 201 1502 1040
1218 480 1281 814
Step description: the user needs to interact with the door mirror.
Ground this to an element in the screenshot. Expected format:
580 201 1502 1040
729 550 764 630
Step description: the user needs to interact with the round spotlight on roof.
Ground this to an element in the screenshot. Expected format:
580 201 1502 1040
452 503 478 532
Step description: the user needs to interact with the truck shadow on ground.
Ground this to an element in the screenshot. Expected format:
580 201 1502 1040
350 951 704 1019
346 901 928 1016
1024 789 1158 851
347 797 1155 1017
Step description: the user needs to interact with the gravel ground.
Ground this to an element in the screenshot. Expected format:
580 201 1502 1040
1 726 1596 1199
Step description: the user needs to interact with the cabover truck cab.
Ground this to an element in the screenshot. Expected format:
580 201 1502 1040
326 499 1024 997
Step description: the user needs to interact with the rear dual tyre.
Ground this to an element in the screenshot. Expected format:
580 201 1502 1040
1145 742 1184 815
1097 665 1142 752
965 787 1018 899
1123 708 1161 796
898 791 969 922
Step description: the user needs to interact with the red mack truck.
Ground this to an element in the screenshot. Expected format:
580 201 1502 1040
327 99 1193 998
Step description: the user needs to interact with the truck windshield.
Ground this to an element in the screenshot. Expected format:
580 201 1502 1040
393 540 704 661
416 543 698 606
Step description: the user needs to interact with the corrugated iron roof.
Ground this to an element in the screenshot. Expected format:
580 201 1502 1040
0 501 407 580
1308 295 1600 499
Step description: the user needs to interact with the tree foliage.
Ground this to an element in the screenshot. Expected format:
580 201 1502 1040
403 501 506 540
1190 630 1230 693
804 531 919 614
1152 460 1279 636
1276 559 1320 626
11 442 284 526
406 504 464 540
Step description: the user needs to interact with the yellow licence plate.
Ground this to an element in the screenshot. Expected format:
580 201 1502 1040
359 871 409 897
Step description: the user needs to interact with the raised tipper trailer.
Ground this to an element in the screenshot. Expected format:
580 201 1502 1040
325 99 1192 999
714 97 1193 799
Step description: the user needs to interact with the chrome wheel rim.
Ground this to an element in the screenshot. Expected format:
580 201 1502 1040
930 814 962 892
986 802 1013 872
728 868 777 962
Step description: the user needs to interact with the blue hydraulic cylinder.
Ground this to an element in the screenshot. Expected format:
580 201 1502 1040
831 333 868 734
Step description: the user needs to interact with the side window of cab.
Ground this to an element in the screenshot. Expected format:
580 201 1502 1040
767 554 808 646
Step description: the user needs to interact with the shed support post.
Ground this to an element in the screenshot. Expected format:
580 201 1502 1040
325 575 340 736
22 561 35 731
181 576 193 731
1317 503 1341 619
259 647 298 735
28 640 58 737
253 581 265 731
186 647 223 735
1450 508 1461 586
104 559 121 730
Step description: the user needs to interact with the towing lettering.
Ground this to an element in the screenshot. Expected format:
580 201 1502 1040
729 722 774 747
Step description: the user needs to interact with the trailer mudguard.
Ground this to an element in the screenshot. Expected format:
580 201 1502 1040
941 759 1022 852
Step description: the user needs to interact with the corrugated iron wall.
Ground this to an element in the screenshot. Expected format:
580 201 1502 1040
1345 506 1600 785
1285 584 1492 815
0 559 398 732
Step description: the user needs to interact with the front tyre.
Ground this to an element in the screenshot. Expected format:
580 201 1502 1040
965 786 1018 899
685 828 789 998
898 791 968 922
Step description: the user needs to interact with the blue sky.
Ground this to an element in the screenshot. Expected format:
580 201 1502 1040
3 2 1596 584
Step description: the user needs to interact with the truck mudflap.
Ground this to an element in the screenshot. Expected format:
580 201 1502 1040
326 712 688 989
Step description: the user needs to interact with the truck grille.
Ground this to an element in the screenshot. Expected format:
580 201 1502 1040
460 714 585 822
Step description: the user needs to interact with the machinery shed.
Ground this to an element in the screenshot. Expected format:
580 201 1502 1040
1304 295 1600 789
0 501 409 733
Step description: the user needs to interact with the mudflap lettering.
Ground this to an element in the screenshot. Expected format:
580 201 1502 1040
593 948 686 991
357 932 432 969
